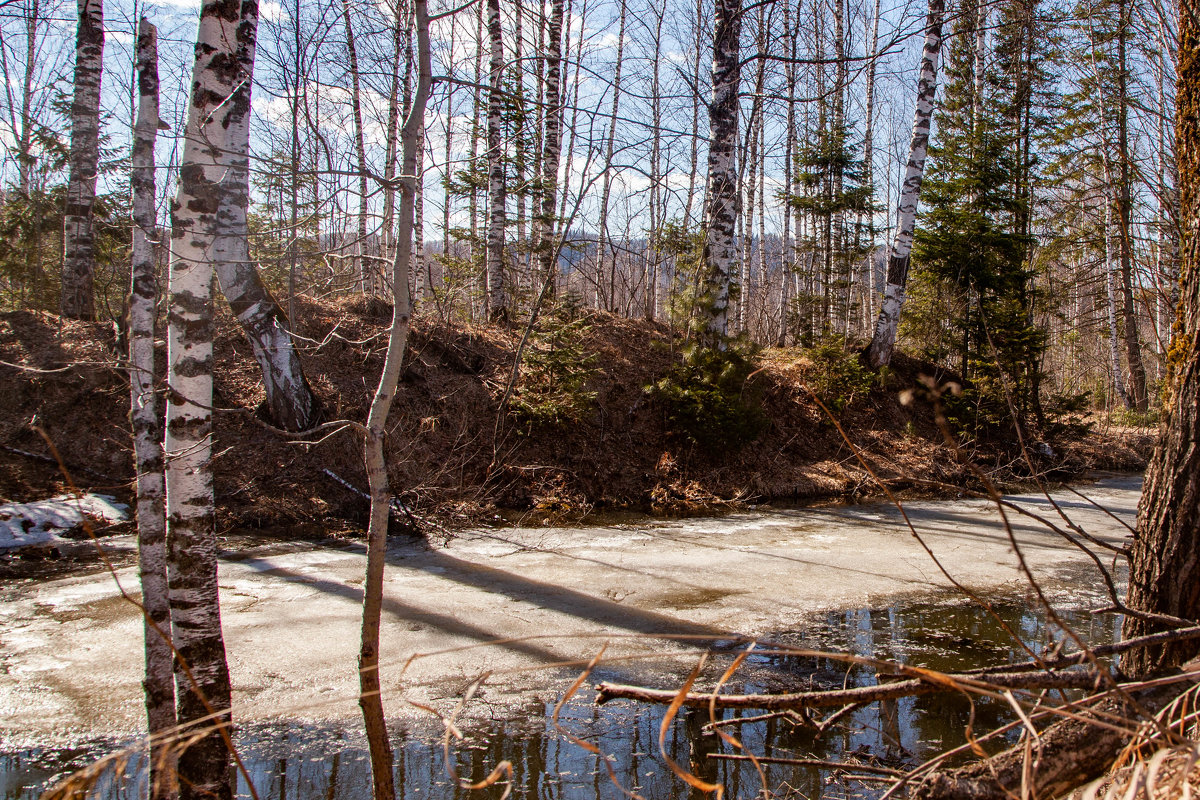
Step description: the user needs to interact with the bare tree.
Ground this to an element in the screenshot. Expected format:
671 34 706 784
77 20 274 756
60 0 103 320
700 0 741 345
864 0 944 368
129 19 175 799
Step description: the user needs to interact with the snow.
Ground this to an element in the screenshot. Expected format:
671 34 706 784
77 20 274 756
0 494 129 551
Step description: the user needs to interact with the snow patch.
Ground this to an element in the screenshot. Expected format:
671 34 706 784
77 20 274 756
0 494 129 550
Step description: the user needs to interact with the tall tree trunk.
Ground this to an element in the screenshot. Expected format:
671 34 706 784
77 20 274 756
1116 0 1148 411
485 0 508 322
164 0 261 793
1121 0 1200 677
683 0 703 229
340 0 370 293
537 0 564 294
379 13 404 292
359 2 431 798
129 20 175 799
862 0 880 327
864 0 944 368
597 0 626 312
61 0 103 320
213 8 320 435
700 0 741 346
16 0 40 198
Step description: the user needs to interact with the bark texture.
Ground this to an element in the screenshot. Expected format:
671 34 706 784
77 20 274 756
130 20 176 798
537 0 564 291
701 0 741 345
864 0 944 368
213 0 320 434
61 0 104 320
165 0 254 793
485 0 508 322
357 1 430 797
1122 0 1200 677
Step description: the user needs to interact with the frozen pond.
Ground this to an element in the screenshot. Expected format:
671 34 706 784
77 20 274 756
0 475 1140 799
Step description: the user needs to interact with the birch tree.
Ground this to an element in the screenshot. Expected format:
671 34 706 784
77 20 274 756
864 0 944 368
60 0 103 320
358 0 431 796
485 0 508 321
128 20 175 798
537 0 564 292
164 0 261 791
700 0 741 345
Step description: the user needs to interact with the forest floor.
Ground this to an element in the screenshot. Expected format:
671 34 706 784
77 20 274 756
0 295 1153 558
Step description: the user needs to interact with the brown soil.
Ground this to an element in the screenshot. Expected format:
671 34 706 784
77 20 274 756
0 298 1154 536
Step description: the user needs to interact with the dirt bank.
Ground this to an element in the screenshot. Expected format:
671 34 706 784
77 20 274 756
0 298 1153 535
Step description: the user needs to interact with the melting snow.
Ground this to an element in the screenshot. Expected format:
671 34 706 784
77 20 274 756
0 494 129 550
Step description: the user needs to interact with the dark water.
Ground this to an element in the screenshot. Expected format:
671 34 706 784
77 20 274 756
2 588 1122 800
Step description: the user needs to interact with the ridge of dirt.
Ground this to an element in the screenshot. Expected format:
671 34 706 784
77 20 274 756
0 297 1154 536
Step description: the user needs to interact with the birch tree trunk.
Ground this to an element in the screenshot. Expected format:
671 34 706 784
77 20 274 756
379 14 404 289
129 20 175 799
863 0 944 368
700 0 741 346
213 0 320 434
340 0 370 293
684 0 703 229
61 0 104 320
597 0 626 312
164 0 254 793
485 0 508 322
1122 0 1200 676
537 0 564 294
862 0 880 325
358 1 431 796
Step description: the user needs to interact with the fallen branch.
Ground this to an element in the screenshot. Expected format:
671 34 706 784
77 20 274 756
705 753 904 777
595 668 1101 710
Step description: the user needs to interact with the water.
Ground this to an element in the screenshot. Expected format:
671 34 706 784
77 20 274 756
2 586 1122 800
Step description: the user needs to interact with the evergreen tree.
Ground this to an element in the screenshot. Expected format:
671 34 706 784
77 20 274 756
905 0 1050 431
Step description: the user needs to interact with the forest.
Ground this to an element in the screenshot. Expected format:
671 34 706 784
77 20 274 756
2 0 1200 795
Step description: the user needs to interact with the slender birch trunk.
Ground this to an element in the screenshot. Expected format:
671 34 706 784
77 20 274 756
864 0 944 368
61 0 104 320
700 0 741 346
538 0 564 294
358 2 431 796
379 13 404 288
130 20 175 799
165 0 257 793
684 0 703 229
469 1 483 307
597 0 626 311
862 0 880 325
16 0 40 198
340 0 370 293
485 0 508 322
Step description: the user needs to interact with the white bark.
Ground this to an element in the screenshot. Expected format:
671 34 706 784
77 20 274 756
485 0 507 321
701 0 741 346
864 0 944 368
129 20 175 799
538 0 564 292
61 0 103 320
165 0 258 794
358 2 431 797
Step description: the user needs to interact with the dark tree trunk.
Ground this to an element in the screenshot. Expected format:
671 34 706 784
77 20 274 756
61 0 103 320
1122 0 1200 677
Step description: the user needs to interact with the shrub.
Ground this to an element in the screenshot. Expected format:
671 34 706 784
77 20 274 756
648 340 766 452
801 336 875 413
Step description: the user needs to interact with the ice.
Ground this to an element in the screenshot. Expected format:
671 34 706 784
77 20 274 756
0 494 129 550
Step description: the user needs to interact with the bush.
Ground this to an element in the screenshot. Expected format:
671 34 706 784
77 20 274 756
801 336 875 413
510 295 599 427
647 340 766 452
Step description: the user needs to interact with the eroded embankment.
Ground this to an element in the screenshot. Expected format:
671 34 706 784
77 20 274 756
0 297 1152 535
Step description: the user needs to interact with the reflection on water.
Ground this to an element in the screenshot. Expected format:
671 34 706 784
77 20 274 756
2 589 1121 800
